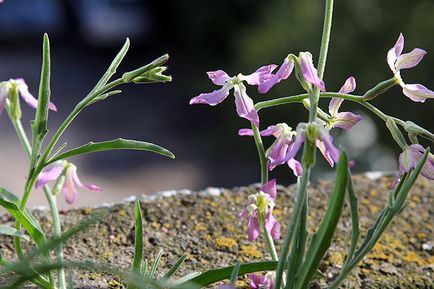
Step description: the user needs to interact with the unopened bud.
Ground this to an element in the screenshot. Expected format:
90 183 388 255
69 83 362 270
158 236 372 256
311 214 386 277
386 118 407 150
122 54 169 83
363 77 398 101
132 66 172 84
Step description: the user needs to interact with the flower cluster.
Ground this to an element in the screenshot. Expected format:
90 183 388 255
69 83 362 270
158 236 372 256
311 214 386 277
238 180 280 241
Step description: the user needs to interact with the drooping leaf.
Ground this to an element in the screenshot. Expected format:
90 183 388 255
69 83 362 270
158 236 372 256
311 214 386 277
0 225 30 242
47 138 175 164
294 150 348 289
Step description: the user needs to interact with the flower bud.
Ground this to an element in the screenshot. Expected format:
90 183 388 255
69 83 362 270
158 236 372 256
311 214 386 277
386 118 407 150
363 77 399 100
132 66 172 84
122 54 169 83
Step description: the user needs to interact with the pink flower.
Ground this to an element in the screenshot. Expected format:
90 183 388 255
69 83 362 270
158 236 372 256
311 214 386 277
239 123 303 176
189 66 277 127
0 78 57 115
238 179 280 241
392 144 434 188
248 273 273 289
387 33 434 102
328 77 363 130
258 56 294 94
35 161 101 204
299 52 326 92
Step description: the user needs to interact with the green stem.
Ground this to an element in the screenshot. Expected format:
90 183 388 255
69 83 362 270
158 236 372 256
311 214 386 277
262 223 279 261
251 123 269 184
19 78 124 210
274 167 311 289
6 106 64 289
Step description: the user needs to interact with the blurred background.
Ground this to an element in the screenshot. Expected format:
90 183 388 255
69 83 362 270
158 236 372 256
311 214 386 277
0 0 432 209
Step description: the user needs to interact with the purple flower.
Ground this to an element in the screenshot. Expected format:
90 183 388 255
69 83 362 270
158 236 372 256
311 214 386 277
258 56 294 94
0 78 57 115
387 33 434 102
189 66 277 127
392 144 434 187
248 273 272 289
35 161 101 204
238 179 280 241
239 123 303 176
299 52 326 92
328 77 363 130
281 123 340 167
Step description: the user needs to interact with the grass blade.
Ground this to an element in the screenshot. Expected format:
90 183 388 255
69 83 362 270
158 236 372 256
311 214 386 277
162 254 187 281
133 201 144 273
229 261 240 284
0 225 30 242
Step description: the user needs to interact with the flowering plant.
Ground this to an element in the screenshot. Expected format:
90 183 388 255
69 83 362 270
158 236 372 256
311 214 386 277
187 0 433 288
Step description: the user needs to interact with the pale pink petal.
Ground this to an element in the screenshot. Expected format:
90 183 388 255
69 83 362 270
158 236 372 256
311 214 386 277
63 171 78 204
0 95 6 115
287 158 303 176
206 70 231 85
387 33 404 73
338 76 356 94
258 58 294 94
247 216 260 241
238 125 278 137
328 97 344 116
241 64 278 86
249 274 270 289
16 79 57 111
264 212 280 240
237 208 249 218
300 52 326 92
317 140 334 167
71 166 102 192
189 84 232 106
267 138 290 170
395 48 427 71
399 144 424 173
333 112 363 130
261 179 277 199
238 128 254 136
421 154 434 180
402 83 434 102
280 132 304 165
35 163 64 189
233 83 259 127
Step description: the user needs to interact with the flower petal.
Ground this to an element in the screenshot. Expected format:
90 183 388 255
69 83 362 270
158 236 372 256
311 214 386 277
402 83 434 103
16 79 57 111
280 130 304 164
328 97 343 117
206 70 231 85
387 33 404 73
233 83 260 127
287 158 303 176
265 212 280 240
399 144 424 173
267 137 290 170
35 162 64 189
299 52 326 92
63 171 78 204
333 112 363 130
421 153 434 180
189 83 232 106
241 64 278 86
338 76 357 94
71 166 102 192
0 95 6 116
258 58 294 94
247 216 260 241
395 48 427 71
238 125 278 137
261 179 277 199
317 129 340 167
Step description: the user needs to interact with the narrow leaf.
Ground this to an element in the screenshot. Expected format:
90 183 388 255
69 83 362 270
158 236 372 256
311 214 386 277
294 150 348 289
0 188 46 247
89 38 130 95
0 225 30 242
47 138 175 164
172 261 277 288
229 261 240 284
342 169 360 270
133 201 144 272
162 254 187 280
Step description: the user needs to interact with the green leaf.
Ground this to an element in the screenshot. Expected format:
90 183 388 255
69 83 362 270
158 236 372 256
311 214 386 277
294 150 348 289
0 225 30 242
47 138 175 164
0 188 46 247
89 38 130 95
31 33 51 165
229 261 240 284
162 254 187 281
172 261 277 288
132 200 144 273
342 169 360 270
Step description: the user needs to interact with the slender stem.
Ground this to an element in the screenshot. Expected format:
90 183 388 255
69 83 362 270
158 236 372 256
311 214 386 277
6 107 64 289
255 94 308 111
262 223 279 261
274 167 311 289
317 0 334 79
251 123 269 184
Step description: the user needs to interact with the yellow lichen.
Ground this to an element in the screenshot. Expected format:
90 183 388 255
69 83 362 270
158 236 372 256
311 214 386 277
240 245 262 258
195 222 208 231
216 237 237 249
225 223 235 232
151 221 160 229
403 251 426 266
328 251 345 265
